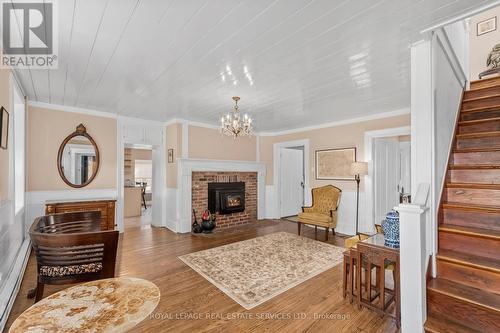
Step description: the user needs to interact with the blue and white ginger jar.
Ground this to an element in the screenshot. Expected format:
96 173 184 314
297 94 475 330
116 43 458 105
382 209 400 248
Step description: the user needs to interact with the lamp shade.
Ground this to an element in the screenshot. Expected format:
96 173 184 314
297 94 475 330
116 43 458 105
350 162 368 176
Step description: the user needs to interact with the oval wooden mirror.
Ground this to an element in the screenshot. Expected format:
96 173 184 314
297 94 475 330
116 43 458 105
57 124 100 188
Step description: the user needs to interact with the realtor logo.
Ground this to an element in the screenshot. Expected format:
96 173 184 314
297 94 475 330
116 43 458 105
1 0 58 69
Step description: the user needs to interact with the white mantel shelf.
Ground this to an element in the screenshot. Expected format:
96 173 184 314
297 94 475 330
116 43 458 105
176 158 267 233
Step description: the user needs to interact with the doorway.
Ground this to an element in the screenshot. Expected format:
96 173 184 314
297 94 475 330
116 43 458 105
123 146 153 229
274 139 310 219
373 136 411 224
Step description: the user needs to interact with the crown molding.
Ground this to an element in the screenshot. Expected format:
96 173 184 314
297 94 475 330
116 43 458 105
27 101 118 119
258 107 411 136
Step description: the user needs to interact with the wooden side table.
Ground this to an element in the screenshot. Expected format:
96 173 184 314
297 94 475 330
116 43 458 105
356 234 400 328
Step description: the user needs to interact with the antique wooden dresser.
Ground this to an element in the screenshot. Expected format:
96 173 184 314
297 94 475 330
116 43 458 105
45 199 116 230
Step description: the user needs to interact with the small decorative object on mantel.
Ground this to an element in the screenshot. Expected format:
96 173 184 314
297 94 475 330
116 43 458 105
192 209 203 233
201 209 216 233
381 209 400 248
0 106 8 149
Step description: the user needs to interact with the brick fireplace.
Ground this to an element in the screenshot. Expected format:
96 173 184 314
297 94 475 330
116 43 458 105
192 172 257 229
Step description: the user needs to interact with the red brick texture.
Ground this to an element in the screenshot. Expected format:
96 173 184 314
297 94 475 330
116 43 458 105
192 172 257 229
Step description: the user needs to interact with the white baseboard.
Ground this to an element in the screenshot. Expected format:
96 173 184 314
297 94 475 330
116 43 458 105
0 239 31 332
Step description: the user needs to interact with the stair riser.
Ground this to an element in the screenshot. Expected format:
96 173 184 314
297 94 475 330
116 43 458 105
448 169 500 184
465 86 500 99
456 136 500 149
446 187 500 206
439 232 500 260
437 260 500 294
452 151 500 164
427 289 500 332
442 207 500 231
462 95 500 110
458 119 500 133
461 109 500 121
470 77 500 90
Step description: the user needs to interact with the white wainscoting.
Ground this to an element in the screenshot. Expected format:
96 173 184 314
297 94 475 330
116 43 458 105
26 189 118 230
264 186 367 236
165 187 178 232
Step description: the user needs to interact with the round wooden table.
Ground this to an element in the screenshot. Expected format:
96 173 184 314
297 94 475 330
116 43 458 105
9 277 160 333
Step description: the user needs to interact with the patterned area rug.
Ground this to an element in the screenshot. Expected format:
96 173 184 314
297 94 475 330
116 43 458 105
179 232 344 309
9 277 160 333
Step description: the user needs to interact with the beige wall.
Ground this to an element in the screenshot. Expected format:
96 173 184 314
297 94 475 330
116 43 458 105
27 106 117 191
0 69 11 201
259 114 411 190
188 125 257 161
166 123 182 188
469 7 500 80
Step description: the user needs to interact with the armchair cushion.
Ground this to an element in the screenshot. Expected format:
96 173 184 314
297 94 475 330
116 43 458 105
39 263 103 277
298 212 332 224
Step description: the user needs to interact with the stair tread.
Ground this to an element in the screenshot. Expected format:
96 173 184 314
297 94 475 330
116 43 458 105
463 93 500 102
449 164 500 170
470 76 500 86
445 182 500 189
456 131 500 138
437 249 500 273
439 224 500 240
461 105 500 113
442 202 500 213
459 117 500 125
424 314 481 333
453 147 500 153
428 278 500 312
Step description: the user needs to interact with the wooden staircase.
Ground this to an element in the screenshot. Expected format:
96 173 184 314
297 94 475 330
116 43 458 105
424 76 500 333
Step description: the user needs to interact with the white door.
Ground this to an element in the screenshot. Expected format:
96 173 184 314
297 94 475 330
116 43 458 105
374 138 400 224
280 148 304 217
399 142 411 194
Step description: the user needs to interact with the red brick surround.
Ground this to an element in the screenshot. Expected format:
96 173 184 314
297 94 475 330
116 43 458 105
192 172 257 229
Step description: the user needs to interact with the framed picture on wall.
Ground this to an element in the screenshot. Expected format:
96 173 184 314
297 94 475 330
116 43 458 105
477 16 497 36
168 149 174 163
315 147 356 180
0 107 8 149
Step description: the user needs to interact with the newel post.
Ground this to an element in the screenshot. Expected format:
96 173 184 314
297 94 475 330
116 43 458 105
395 201 429 333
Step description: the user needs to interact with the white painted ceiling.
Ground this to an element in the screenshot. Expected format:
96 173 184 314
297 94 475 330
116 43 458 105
13 0 499 131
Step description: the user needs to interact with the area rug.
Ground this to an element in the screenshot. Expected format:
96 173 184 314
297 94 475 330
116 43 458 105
9 277 160 333
179 232 344 309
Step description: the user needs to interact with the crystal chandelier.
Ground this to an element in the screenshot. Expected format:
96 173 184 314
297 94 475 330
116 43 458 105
220 96 253 138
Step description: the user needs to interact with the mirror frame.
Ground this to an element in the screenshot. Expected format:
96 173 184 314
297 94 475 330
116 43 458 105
57 124 100 188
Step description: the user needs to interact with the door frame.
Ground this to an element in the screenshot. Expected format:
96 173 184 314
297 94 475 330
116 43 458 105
273 139 310 218
364 126 411 232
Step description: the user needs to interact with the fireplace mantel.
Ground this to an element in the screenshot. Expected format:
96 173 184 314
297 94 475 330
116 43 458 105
177 159 266 233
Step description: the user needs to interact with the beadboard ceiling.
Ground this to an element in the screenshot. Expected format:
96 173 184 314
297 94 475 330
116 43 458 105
13 0 499 131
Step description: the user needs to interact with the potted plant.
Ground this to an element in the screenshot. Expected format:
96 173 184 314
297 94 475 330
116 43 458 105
201 209 216 233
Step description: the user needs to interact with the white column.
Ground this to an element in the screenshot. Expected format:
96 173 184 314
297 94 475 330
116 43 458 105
395 203 429 333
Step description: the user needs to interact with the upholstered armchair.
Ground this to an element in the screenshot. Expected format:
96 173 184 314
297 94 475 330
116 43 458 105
297 185 342 241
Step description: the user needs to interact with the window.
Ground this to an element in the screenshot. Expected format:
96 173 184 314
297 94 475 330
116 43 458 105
135 159 152 192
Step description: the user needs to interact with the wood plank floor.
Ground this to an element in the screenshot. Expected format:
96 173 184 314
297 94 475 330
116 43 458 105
5 219 398 332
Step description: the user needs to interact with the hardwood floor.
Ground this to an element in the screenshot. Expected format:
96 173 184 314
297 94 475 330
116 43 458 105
5 220 398 332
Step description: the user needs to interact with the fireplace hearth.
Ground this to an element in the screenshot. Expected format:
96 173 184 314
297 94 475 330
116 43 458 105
208 182 245 214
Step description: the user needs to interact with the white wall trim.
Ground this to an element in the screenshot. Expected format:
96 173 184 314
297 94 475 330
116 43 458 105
259 108 410 136
364 126 411 232
28 101 117 119
272 139 310 219
0 239 31 332
182 120 189 158
176 158 266 233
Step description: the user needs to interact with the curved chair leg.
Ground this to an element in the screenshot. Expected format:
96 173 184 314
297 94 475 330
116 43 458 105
34 282 44 303
325 227 329 241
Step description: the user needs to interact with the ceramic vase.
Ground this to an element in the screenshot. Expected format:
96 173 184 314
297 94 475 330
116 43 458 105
382 209 400 248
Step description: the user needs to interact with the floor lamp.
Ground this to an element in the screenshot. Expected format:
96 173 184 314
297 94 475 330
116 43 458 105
351 162 368 235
